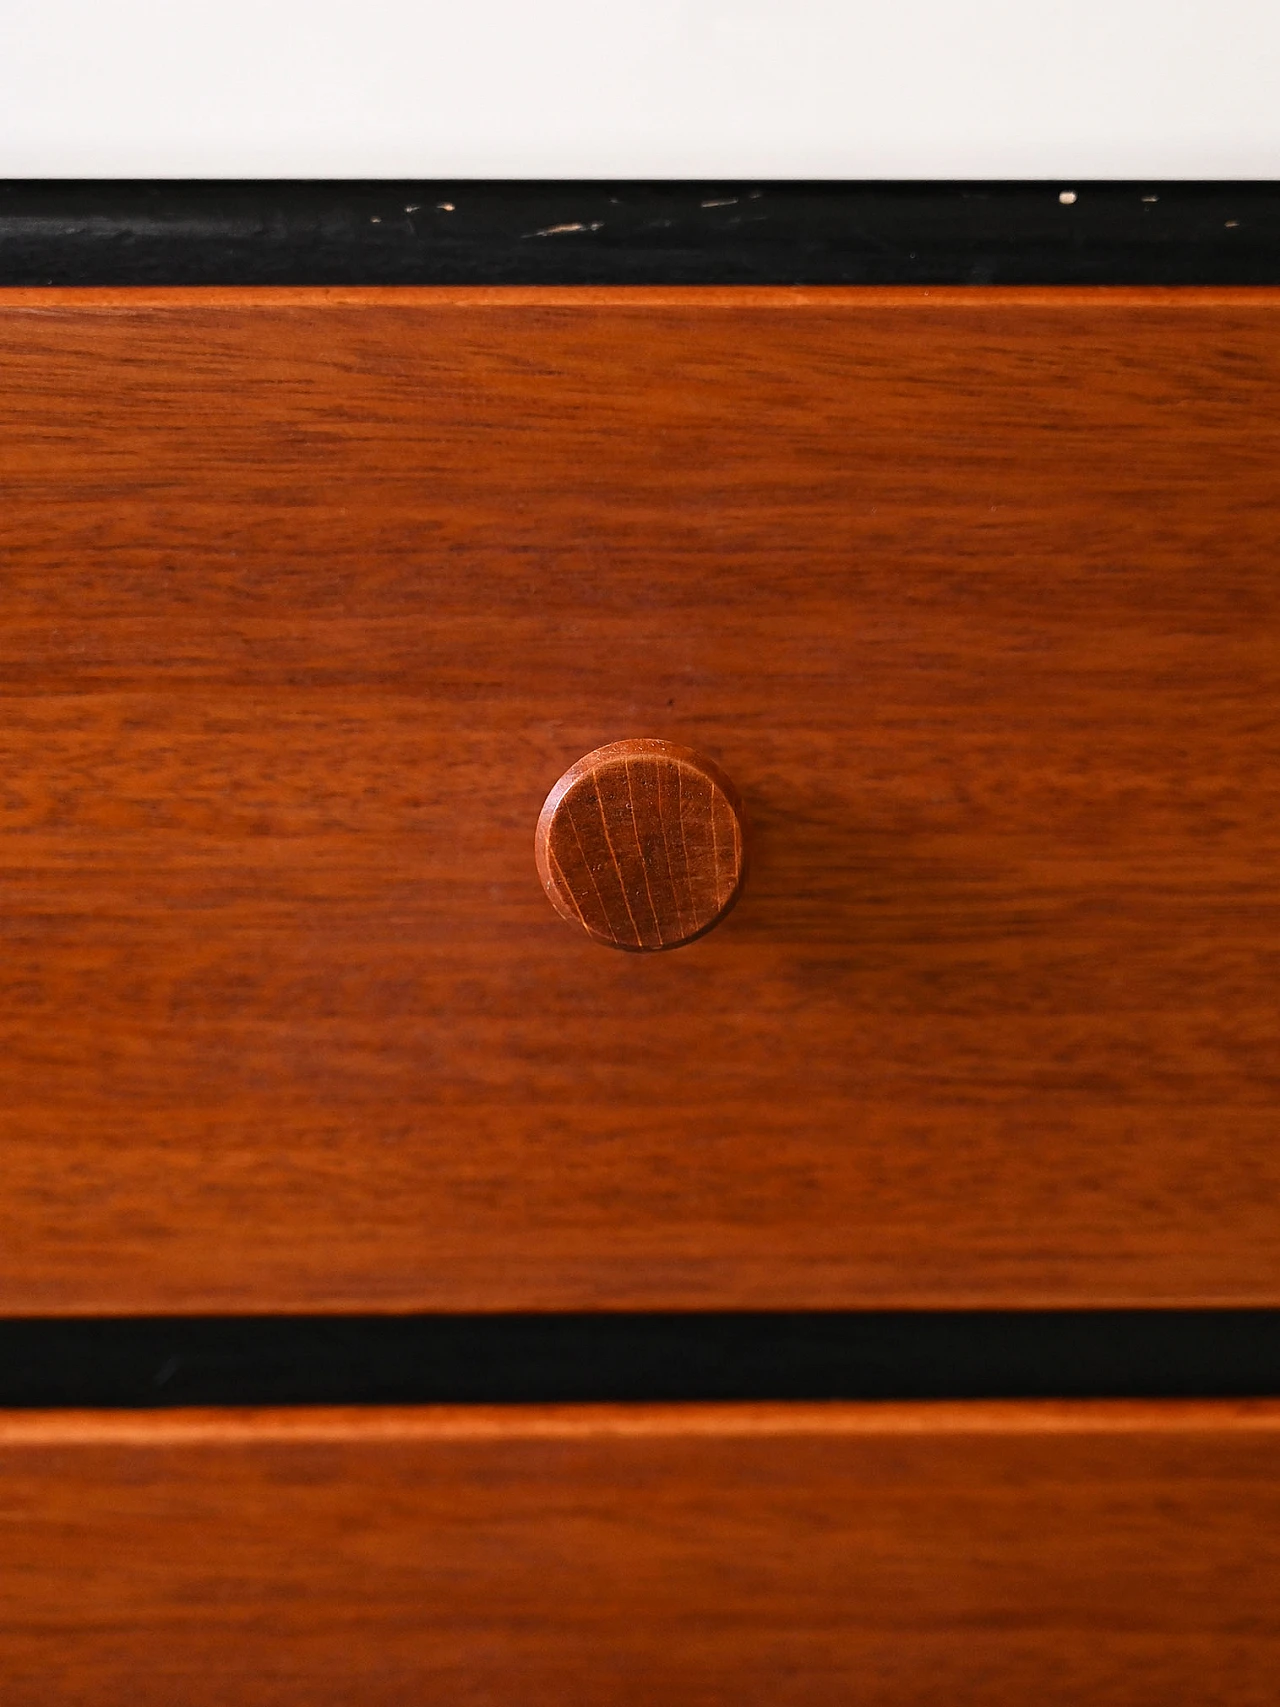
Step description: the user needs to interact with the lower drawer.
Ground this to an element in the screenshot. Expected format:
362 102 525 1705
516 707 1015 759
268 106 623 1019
3 1401 1277 1704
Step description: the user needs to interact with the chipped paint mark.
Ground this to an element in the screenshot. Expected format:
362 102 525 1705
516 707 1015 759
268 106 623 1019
1059 190 1078 205
370 215 381 223
1142 195 1159 203
525 221 605 238
1226 220 1240 228
404 203 421 213
437 202 455 212
701 197 737 208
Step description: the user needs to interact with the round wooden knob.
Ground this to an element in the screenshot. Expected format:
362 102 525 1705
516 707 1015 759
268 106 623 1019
535 740 747 952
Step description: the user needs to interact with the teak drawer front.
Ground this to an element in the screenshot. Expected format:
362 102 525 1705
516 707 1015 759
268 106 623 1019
2 1402 1277 1705
2 286 1279 1311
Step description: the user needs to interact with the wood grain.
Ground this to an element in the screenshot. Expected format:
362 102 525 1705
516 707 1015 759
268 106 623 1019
535 739 746 950
2 287 1280 1310
0 1400 1277 1705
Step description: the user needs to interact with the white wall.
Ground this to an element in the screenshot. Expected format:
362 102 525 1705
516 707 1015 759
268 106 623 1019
2 0 1278 178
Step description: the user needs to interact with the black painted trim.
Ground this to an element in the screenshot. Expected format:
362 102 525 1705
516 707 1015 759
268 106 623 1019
1 182 1278 286
2 1313 1277 1408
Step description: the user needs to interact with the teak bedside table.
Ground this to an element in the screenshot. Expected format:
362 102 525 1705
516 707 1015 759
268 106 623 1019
1 183 1277 1705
